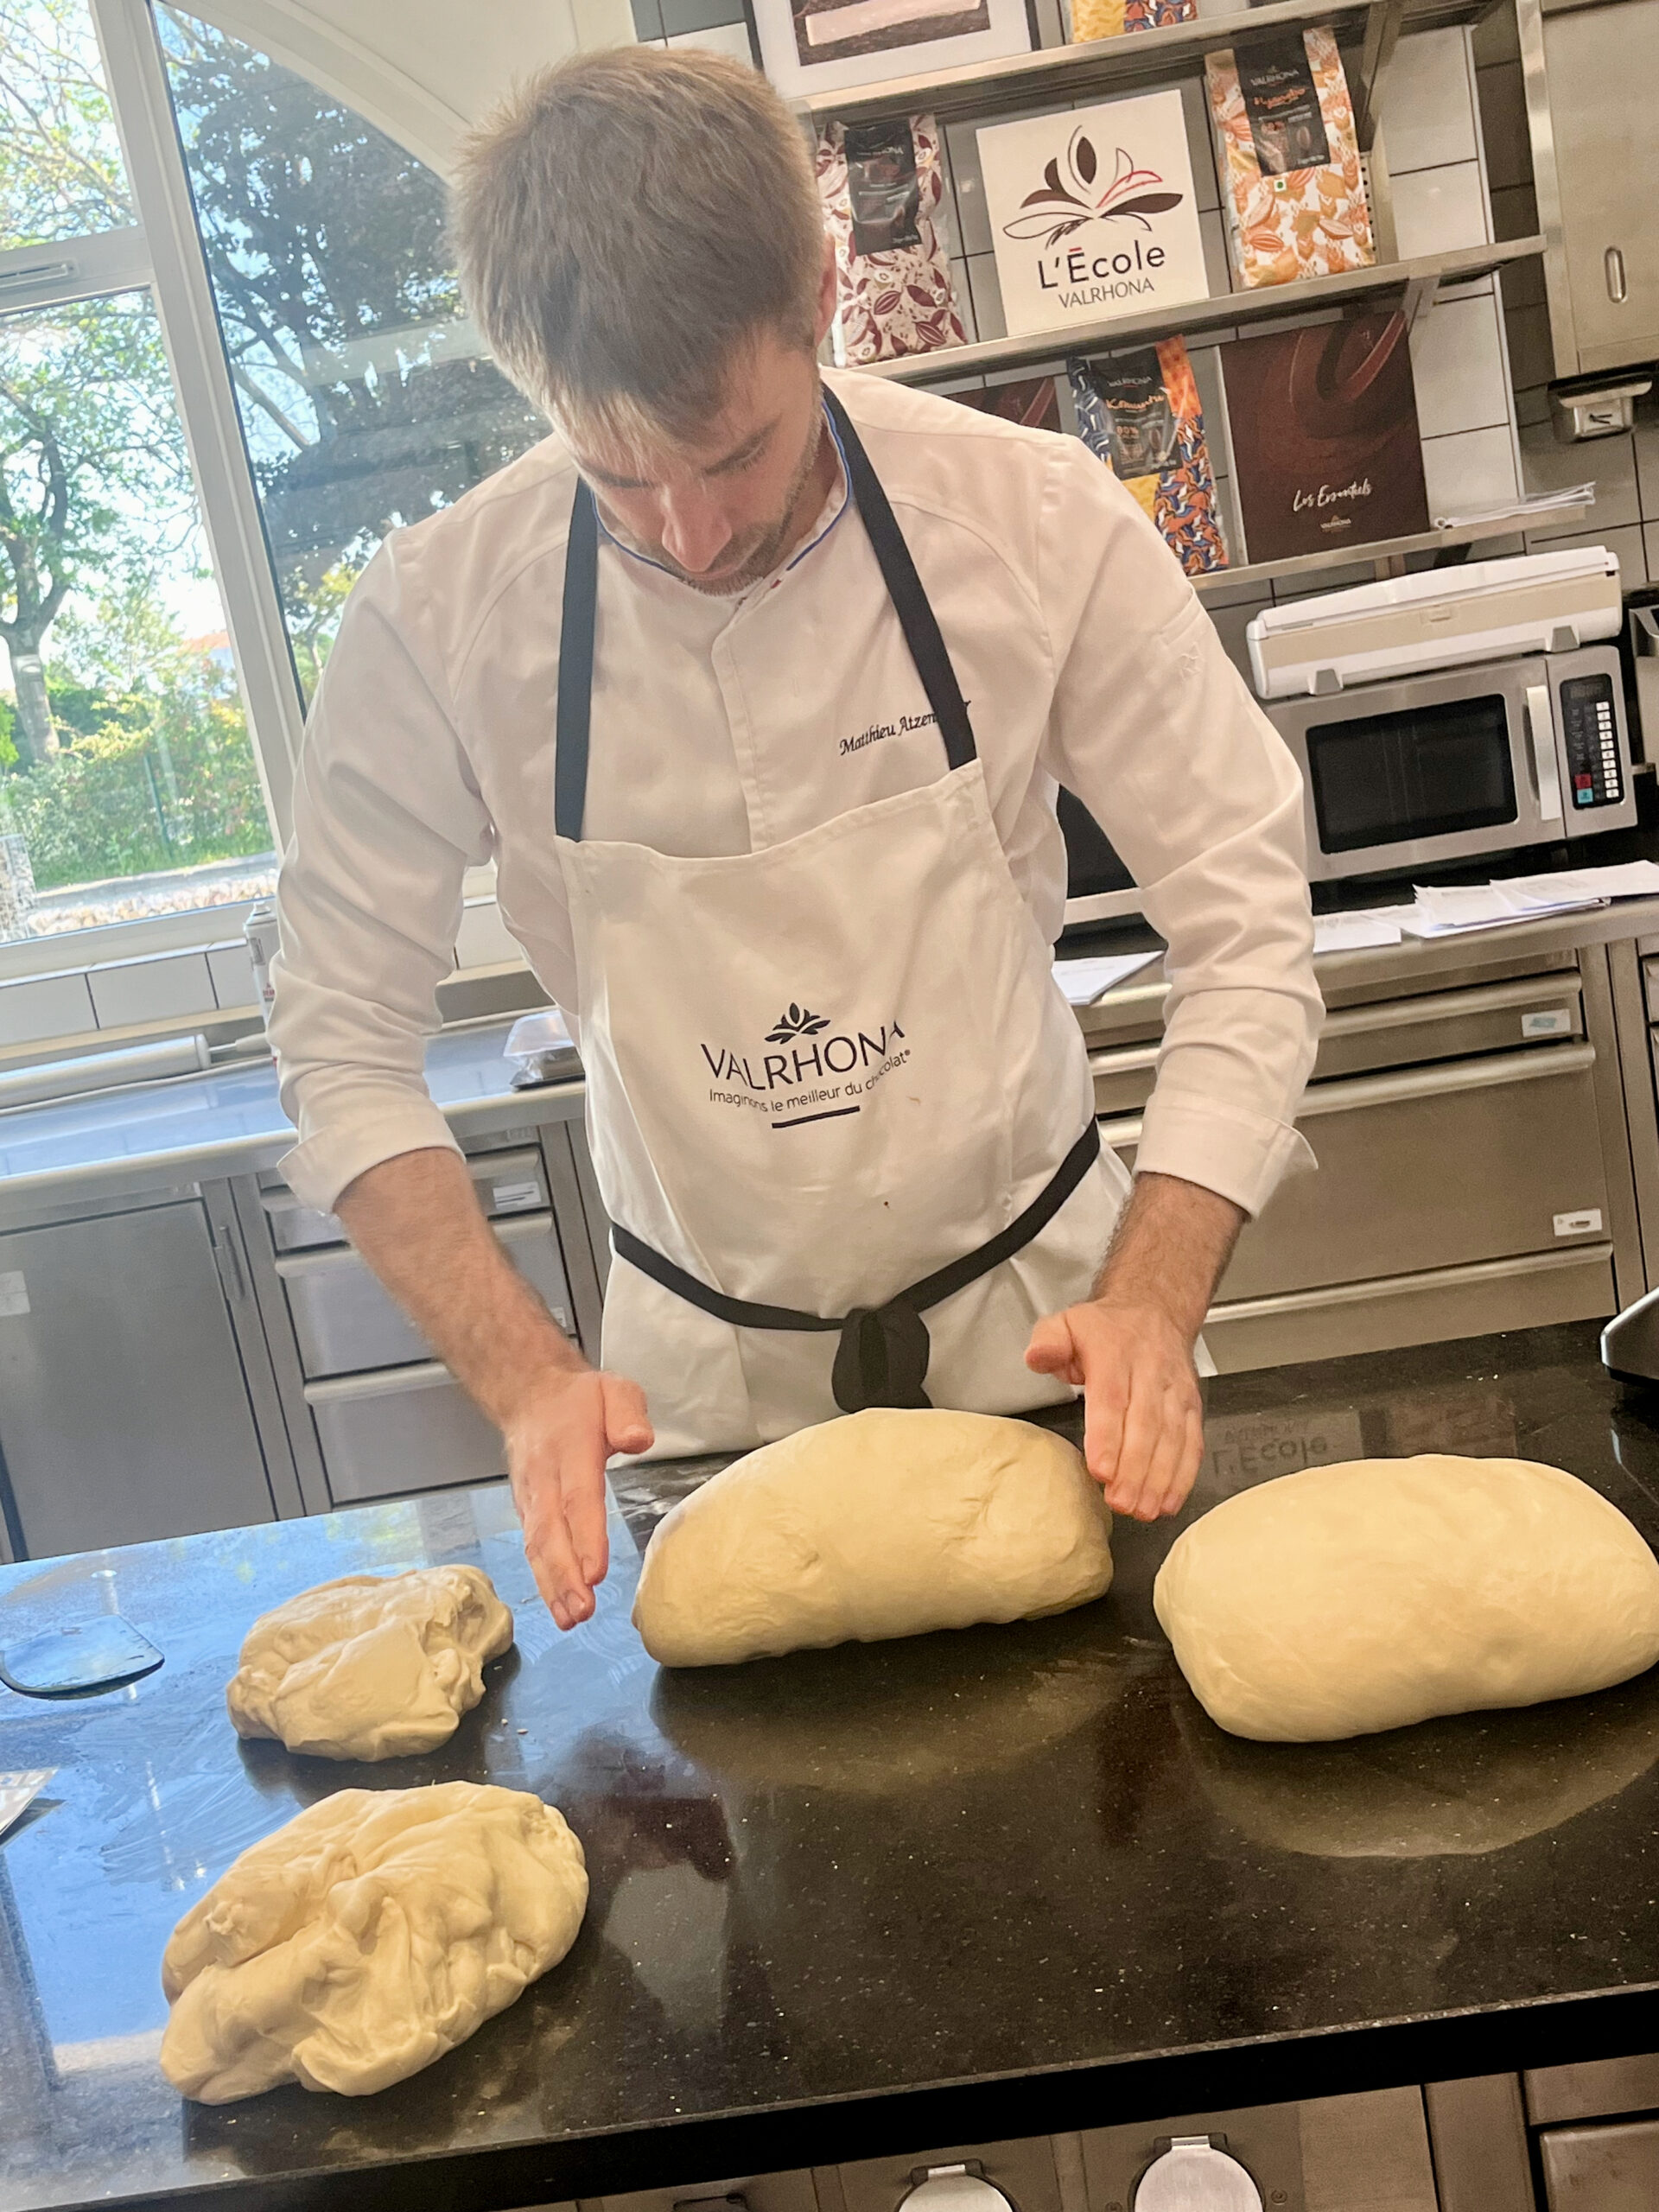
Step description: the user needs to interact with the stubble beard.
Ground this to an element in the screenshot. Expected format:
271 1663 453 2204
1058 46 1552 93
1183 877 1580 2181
653 396 829 598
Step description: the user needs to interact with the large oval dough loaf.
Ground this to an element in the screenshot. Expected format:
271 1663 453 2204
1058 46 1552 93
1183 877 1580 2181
160 1782 586 2102
226 1567 513 1761
632 1407 1113 1668
1154 1454 1659 1741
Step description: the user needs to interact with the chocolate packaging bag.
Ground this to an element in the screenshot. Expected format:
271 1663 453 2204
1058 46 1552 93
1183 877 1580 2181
1220 311 1428 563
1205 28 1375 289
817 115 967 365
1069 337 1228 575
1071 0 1195 41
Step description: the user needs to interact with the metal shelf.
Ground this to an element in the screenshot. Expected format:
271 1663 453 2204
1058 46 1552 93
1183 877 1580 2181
797 0 1474 124
864 235 1545 386
1189 502 1592 597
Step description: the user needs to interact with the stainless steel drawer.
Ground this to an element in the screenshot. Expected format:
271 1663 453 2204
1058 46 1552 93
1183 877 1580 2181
1089 975 1586 1117
1539 2116 1659 2209
306 1362 505 1503
1103 1041 1610 1303
281 1212 572 1378
1528 2056 1659 2126
263 1146 550 1253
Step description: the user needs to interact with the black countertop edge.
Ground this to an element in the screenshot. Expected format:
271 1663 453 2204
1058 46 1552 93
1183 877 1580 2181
74 1983 1659 2212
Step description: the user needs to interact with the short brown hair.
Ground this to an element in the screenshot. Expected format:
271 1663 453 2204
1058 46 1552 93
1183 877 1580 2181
452 48 823 444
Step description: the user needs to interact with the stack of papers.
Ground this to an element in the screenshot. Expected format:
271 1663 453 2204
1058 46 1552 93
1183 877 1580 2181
1399 861 1659 938
1052 950 1162 1006
1312 862 1659 950
1431 484 1595 531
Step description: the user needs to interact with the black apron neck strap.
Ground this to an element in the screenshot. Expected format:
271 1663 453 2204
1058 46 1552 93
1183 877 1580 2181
555 479 599 843
554 388 978 842
821 386 977 774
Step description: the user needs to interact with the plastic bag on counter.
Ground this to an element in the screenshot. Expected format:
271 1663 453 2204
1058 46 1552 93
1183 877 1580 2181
505 1009 579 1090
817 114 967 365
1070 337 1229 575
1205 26 1375 289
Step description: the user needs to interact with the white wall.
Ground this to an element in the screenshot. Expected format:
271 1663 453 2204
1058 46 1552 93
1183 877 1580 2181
184 0 635 176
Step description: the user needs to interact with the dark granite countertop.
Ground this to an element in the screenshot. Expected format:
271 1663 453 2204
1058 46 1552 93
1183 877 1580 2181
7 1321 1659 2211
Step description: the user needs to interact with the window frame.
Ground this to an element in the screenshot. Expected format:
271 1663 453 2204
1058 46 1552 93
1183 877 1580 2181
0 0 515 1000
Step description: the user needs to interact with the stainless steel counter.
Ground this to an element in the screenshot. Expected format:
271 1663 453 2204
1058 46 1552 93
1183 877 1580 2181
0 1020 583 1227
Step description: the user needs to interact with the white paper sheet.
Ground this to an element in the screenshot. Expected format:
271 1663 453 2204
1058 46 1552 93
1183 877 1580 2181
1400 884 1605 938
0 1769 54 1842
1498 861 1659 908
1053 950 1162 1006
1313 910 1412 951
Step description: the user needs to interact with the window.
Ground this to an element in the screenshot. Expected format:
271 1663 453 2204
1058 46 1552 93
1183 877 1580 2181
1 0 273 944
157 10 547 697
0 0 542 993
0 0 131 250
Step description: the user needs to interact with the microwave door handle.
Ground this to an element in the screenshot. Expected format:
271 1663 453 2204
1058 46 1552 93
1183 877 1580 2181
1526 683 1564 824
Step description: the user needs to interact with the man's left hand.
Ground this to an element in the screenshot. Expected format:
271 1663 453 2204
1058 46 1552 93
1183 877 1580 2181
1025 1297 1204 1521
1025 1168 1246 1522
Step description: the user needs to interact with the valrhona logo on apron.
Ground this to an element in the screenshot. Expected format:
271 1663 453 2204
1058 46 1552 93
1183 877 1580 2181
552 388 1130 1456
699 999 909 1128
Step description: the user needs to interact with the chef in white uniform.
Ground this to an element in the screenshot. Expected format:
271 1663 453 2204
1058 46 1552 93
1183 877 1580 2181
270 48 1322 1630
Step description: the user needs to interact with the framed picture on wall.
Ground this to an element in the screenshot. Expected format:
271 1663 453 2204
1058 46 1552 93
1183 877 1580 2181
751 0 1034 103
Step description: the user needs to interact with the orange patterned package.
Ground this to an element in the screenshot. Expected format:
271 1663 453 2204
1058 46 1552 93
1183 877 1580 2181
1205 28 1375 289
1071 0 1194 42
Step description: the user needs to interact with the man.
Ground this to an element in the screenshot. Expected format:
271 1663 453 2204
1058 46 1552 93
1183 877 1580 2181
270 48 1321 1632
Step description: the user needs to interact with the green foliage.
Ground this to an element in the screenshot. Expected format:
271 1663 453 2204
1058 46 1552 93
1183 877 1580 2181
7 646 271 890
0 0 132 251
159 10 546 696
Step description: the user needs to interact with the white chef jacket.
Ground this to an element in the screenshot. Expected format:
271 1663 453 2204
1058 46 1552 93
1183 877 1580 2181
271 367 1320 1223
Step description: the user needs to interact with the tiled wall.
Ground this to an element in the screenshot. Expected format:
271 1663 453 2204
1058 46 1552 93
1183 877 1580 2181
1476 0 1659 588
0 941 256 1052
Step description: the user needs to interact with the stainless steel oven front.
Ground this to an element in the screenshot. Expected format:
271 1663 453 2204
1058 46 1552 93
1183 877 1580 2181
1266 644 1636 882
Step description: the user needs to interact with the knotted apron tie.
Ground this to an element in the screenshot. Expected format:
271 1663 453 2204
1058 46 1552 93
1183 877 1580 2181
610 1119 1102 1414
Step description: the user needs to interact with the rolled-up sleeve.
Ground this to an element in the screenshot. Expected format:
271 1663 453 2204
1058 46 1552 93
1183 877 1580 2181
270 539 493 1214
1039 442 1322 1218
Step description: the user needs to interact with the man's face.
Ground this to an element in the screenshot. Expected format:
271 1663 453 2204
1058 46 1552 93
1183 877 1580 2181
565 262 838 595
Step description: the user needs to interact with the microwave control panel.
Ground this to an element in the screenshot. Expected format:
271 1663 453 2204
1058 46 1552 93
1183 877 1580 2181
1560 671 1624 809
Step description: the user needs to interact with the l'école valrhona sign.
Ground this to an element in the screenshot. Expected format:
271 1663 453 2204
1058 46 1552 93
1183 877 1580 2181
977 89 1210 340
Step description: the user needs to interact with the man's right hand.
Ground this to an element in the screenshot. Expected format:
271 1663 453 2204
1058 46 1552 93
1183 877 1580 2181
505 1368 653 1629
332 1147 654 1632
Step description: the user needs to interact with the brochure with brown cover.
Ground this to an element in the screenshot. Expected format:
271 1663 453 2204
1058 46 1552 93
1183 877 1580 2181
1220 311 1428 563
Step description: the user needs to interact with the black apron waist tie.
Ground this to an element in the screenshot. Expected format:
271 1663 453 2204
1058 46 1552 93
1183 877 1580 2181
611 1119 1102 1414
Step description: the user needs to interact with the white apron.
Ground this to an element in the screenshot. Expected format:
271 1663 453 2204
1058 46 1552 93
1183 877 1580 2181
555 392 1132 1458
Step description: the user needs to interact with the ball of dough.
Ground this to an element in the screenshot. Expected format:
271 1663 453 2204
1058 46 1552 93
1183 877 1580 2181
632 1407 1112 1668
1154 1454 1659 1742
226 1567 513 1761
160 1781 586 2102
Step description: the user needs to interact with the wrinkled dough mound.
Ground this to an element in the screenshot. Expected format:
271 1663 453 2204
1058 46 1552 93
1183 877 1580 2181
160 1782 587 2102
632 1407 1113 1667
226 1567 513 1761
1154 1454 1659 1741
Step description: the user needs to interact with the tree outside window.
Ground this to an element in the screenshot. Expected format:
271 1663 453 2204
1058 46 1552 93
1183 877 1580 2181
158 10 548 696
1 0 270 940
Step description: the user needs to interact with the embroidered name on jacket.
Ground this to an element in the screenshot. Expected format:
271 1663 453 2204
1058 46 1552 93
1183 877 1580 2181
839 709 939 756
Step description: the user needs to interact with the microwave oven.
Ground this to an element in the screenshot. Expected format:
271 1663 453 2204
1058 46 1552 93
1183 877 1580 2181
1265 644 1636 883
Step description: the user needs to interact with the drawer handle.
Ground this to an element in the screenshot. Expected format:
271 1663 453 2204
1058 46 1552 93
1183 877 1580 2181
1606 245 1629 303
1098 1039 1597 1147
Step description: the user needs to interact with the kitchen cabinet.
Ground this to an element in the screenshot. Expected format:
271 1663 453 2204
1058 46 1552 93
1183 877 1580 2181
245 1125 601 1510
1522 0 1659 378
1088 938 1645 1371
0 1197 275 1559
